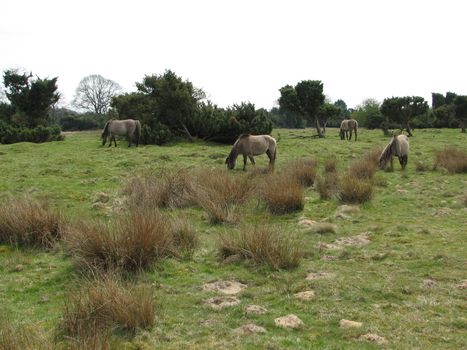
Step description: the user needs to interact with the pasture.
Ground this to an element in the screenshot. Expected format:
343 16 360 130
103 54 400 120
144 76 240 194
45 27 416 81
0 128 466 349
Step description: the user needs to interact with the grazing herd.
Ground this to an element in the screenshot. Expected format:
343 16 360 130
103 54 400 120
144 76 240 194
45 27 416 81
101 118 409 171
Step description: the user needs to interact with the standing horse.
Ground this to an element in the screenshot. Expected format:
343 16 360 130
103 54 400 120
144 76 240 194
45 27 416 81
225 134 277 171
102 119 141 147
339 119 358 141
378 134 409 170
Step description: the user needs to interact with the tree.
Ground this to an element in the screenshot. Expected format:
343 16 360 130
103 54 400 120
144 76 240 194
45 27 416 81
334 99 350 119
135 70 205 141
351 98 387 132
279 80 325 137
72 74 122 114
3 69 60 127
454 96 467 132
431 92 445 109
381 96 428 136
318 103 341 133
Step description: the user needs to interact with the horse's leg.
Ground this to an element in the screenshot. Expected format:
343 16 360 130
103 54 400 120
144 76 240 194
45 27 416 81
349 130 353 141
400 155 408 169
248 155 255 166
128 136 132 148
108 134 112 147
113 136 117 147
266 150 274 172
243 155 247 171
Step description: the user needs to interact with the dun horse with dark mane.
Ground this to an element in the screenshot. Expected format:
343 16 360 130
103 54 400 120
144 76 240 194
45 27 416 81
378 134 409 170
225 134 277 171
340 119 358 141
102 119 141 147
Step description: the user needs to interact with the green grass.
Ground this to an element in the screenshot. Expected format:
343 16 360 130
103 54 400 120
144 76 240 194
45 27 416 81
0 128 466 349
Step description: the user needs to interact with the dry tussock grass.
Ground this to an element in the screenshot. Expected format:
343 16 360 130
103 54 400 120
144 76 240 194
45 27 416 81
324 157 337 173
316 172 340 200
339 176 374 203
261 173 304 215
124 168 196 210
195 169 255 224
65 210 198 271
219 225 303 270
435 147 467 173
284 158 317 187
61 274 156 340
0 196 65 249
0 320 54 350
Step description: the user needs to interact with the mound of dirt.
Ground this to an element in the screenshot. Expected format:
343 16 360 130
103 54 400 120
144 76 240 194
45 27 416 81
202 280 247 295
233 323 266 335
294 290 315 301
339 319 362 328
359 333 387 345
318 233 370 250
205 296 241 310
274 314 304 329
245 305 268 315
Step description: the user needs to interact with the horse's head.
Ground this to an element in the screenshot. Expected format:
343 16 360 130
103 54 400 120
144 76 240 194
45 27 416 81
339 129 345 140
225 155 236 170
101 132 107 146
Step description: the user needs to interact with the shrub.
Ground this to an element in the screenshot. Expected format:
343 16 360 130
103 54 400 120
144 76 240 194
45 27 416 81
434 147 467 173
61 274 156 339
195 170 254 224
415 161 430 172
261 174 304 215
339 176 373 203
0 121 63 144
65 209 198 271
285 158 317 187
0 197 65 248
218 225 302 270
124 169 196 210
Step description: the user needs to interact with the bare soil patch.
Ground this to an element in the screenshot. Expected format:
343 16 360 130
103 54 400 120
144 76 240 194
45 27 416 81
233 323 266 335
202 281 247 295
306 272 335 281
205 296 240 310
339 319 362 328
318 233 370 250
359 333 387 345
274 314 304 329
245 305 268 315
294 290 315 301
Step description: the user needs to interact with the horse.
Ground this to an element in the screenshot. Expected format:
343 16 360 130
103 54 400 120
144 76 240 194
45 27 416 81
101 119 141 147
378 134 409 170
339 119 358 141
225 134 277 171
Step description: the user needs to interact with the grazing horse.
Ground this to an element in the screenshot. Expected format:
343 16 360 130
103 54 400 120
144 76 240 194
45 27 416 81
339 119 358 141
378 134 409 170
101 119 141 147
225 134 277 171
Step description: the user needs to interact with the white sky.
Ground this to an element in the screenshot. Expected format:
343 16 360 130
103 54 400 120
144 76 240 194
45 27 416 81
1 0 466 110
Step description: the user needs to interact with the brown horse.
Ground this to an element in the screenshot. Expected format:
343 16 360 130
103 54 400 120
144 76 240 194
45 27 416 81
339 119 358 141
225 134 277 171
378 134 409 170
102 119 141 147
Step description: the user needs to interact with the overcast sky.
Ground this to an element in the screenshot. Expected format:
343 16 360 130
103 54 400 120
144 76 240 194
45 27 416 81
1 0 466 110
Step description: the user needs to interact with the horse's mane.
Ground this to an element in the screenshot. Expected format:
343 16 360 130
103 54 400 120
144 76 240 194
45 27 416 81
238 134 251 139
378 136 396 169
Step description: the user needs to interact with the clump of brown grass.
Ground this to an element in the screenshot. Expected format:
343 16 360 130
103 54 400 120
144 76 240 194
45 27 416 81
308 222 337 234
415 161 431 172
261 174 304 215
284 158 318 187
434 147 467 174
124 168 196 210
0 320 54 350
218 225 303 270
195 170 255 224
324 157 337 173
61 274 156 340
348 159 377 180
338 176 374 203
316 172 340 200
65 210 198 271
0 196 65 249
171 217 199 258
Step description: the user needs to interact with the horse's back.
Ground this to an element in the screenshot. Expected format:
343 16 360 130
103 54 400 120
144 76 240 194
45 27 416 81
237 134 275 155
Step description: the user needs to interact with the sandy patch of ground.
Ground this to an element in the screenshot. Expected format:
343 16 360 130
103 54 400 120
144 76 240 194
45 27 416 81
202 280 247 295
306 272 335 280
294 290 315 301
318 233 371 250
359 333 387 345
339 319 362 328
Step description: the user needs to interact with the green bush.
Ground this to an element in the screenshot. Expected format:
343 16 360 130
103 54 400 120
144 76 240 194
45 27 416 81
0 121 63 144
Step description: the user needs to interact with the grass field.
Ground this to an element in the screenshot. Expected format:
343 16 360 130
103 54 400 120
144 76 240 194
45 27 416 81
0 128 466 349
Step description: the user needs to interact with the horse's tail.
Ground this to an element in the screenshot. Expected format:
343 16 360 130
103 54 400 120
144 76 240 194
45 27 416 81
135 120 141 146
102 120 111 137
378 136 396 169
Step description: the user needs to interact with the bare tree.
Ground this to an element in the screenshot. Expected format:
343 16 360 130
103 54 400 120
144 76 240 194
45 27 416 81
72 74 122 114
